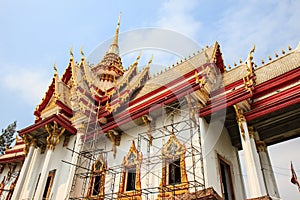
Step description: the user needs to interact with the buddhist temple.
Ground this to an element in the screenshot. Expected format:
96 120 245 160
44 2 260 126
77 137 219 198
4 18 300 200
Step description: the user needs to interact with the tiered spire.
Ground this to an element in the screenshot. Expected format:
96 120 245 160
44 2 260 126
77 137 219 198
108 14 121 55
92 15 124 91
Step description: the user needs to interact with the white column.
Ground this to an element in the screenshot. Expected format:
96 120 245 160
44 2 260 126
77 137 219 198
20 148 42 199
11 145 35 200
33 121 65 200
257 141 280 198
240 124 266 198
34 149 53 200
234 105 266 198
62 133 83 199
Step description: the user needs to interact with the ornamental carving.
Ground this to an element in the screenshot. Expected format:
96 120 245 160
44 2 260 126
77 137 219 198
141 115 153 145
233 105 246 140
106 130 122 159
45 121 66 151
23 135 37 156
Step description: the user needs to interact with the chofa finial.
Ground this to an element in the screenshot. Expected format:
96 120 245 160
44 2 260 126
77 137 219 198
53 63 58 75
148 54 154 65
70 47 74 57
80 47 85 57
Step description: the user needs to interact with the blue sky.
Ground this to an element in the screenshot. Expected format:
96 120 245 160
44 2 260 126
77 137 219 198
0 0 300 199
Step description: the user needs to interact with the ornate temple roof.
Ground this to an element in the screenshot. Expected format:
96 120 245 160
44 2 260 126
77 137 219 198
21 17 299 146
0 137 25 164
134 42 223 100
92 15 124 84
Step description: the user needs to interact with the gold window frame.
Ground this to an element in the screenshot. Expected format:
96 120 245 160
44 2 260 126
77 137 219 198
159 133 188 199
87 155 107 198
118 141 142 200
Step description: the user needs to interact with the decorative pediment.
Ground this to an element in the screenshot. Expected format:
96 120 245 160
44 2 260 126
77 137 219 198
162 133 184 159
123 141 141 167
93 155 106 173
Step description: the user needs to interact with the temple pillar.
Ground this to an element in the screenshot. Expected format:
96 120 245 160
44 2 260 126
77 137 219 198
62 130 84 199
256 140 280 198
11 140 35 200
34 122 65 200
20 147 42 199
34 149 53 200
234 105 267 198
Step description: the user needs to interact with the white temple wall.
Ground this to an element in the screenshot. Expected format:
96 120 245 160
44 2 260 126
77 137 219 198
20 148 46 199
18 135 76 200
48 135 76 199
200 118 246 199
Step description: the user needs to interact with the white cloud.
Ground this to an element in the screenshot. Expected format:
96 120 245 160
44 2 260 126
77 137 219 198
216 0 300 66
2 65 51 105
156 0 201 38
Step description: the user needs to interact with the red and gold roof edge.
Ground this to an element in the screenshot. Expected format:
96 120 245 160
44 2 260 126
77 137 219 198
18 114 77 136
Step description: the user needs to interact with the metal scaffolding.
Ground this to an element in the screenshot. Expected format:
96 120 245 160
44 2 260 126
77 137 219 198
66 96 206 200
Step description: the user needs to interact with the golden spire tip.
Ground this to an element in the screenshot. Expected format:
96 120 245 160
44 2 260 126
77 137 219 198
118 12 122 26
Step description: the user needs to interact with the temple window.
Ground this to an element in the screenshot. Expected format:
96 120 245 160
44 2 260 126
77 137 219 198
42 170 56 200
125 167 136 191
218 156 235 200
87 156 106 197
118 141 142 199
168 159 181 185
159 133 188 198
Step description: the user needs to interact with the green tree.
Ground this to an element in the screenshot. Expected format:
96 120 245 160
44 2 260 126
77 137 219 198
0 121 16 155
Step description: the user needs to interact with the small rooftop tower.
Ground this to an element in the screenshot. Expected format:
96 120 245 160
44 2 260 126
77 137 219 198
92 15 124 91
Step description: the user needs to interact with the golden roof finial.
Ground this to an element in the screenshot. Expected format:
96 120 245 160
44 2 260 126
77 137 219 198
262 59 265 64
136 50 142 60
268 55 272 61
204 49 210 62
247 45 256 62
147 54 154 65
246 45 255 73
288 45 292 51
234 61 237 66
80 47 85 57
53 63 58 75
275 52 278 57
70 47 74 57
282 49 285 54
134 51 142 64
80 47 85 62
